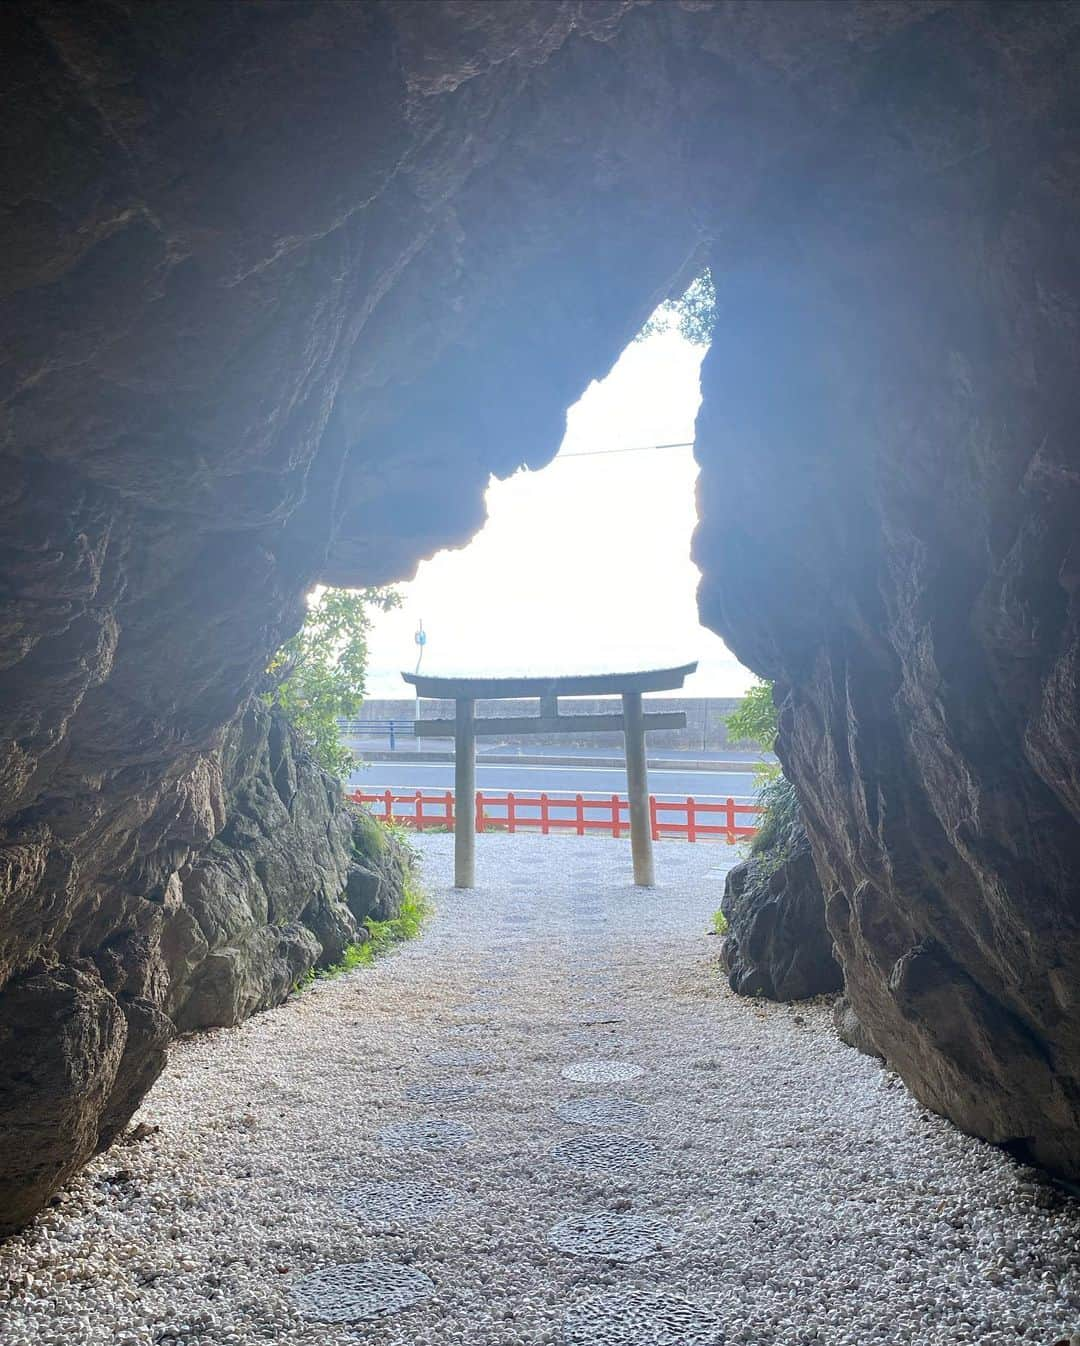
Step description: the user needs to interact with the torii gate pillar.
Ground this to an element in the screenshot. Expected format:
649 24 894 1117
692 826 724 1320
621 690 654 887
454 698 476 889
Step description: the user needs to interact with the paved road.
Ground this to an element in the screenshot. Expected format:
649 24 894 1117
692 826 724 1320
348 759 759 801
472 744 771 763
347 737 773 766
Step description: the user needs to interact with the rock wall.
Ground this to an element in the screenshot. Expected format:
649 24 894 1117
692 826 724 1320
166 703 409 1035
693 11 1080 1175
4 0 1080 1226
0 692 408 1235
834 996 883 1060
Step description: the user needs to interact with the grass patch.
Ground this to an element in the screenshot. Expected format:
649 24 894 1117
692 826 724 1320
712 909 729 937
296 877 429 991
745 772 800 871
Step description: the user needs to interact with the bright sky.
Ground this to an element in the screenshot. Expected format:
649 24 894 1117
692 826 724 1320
362 326 754 699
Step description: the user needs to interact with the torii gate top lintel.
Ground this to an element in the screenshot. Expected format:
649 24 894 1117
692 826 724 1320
401 661 698 888
402 661 697 701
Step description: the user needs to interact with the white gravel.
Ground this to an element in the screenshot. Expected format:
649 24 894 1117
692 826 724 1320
3 831 1080 1346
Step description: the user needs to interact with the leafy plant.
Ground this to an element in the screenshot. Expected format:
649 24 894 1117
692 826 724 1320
712 909 729 936
380 819 421 866
266 585 400 778
748 772 801 869
637 269 717 347
725 679 778 754
360 877 428 955
725 679 801 865
296 877 429 990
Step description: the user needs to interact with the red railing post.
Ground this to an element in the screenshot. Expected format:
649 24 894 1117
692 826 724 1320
726 796 736 844
507 791 516 834
383 788 393 823
688 796 698 843
611 794 621 839
575 792 585 836
446 789 454 832
475 789 484 834
540 792 550 835
649 794 659 841
415 789 424 832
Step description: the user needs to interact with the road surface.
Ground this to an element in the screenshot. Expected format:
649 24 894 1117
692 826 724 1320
346 736 772 766
347 759 759 801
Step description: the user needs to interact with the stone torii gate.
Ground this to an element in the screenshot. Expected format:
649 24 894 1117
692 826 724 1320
401 663 698 888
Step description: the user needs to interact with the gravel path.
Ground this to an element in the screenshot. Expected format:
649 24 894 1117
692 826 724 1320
3 832 1080 1346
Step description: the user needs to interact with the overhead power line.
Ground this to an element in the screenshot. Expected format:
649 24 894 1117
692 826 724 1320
554 439 695 461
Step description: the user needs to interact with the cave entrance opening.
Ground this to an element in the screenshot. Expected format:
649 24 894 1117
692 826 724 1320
360 319 751 716
356 292 756 895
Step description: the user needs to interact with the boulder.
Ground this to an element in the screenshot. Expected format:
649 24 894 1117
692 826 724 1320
0 963 139 1234
0 695 409 1234
833 997 882 1061
343 810 413 926
721 819 842 1003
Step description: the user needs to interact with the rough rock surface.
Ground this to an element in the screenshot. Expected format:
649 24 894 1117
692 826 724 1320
166 703 409 1034
4 0 1080 1227
0 691 407 1234
720 823 842 1002
834 995 883 1060
693 7 1080 1176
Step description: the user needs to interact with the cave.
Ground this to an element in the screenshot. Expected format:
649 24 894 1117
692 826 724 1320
3 0 1080 1308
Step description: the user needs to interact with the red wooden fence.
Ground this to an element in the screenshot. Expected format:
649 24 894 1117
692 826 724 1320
349 788 762 844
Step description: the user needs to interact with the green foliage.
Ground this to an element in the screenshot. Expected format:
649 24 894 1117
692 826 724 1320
637 269 717 347
727 679 801 869
749 772 801 868
370 875 428 947
725 679 778 754
712 909 729 936
266 585 400 778
296 877 429 990
380 819 421 866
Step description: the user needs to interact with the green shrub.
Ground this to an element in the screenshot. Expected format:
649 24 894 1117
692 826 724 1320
724 678 777 755
350 804 389 857
297 877 429 990
725 679 802 865
266 585 400 778
380 818 421 866
712 909 729 936
637 269 716 347
748 772 801 872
